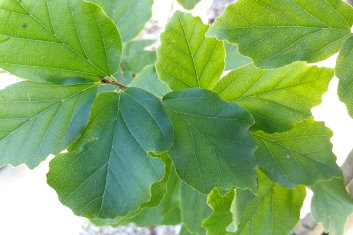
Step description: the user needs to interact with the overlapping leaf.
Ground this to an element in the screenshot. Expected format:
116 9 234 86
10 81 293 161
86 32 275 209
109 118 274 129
0 81 97 168
47 89 173 219
88 0 153 42
213 62 333 133
177 0 201 10
0 0 122 83
156 11 225 90
224 42 252 71
208 0 353 68
336 36 353 118
311 178 353 235
252 120 342 188
233 170 306 235
162 88 257 193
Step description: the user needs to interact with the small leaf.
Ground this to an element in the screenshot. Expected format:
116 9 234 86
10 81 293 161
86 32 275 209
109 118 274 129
213 62 333 133
202 189 234 235
0 81 97 168
208 0 353 68
0 0 122 83
233 170 306 235
252 120 342 188
180 182 212 235
311 178 353 235
162 88 257 194
156 11 225 90
47 89 174 219
130 65 171 98
177 0 201 10
121 40 157 73
224 42 252 71
336 36 353 118
88 0 153 42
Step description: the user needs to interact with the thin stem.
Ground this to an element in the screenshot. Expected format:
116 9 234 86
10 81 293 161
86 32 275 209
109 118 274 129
102 78 127 90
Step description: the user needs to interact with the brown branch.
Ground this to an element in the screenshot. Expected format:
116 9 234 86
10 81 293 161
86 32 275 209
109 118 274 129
101 78 127 90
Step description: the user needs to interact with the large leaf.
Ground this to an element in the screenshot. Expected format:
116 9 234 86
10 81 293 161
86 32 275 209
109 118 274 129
252 120 342 188
213 62 333 133
208 0 353 68
162 88 257 194
336 36 353 118
224 42 252 71
233 170 306 235
121 40 157 73
311 178 353 235
202 189 234 235
47 89 174 219
156 11 225 91
177 0 201 10
130 65 171 98
88 0 153 42
0 81 97 168
0 0 122 83
180 182 212 235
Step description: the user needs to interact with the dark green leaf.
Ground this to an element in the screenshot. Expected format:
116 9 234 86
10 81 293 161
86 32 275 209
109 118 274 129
224 42 252 71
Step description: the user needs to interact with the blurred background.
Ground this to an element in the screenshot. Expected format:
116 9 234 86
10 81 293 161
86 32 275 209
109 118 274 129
1 0 353 234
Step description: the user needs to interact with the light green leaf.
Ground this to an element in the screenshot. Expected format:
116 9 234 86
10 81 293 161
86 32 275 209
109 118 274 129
177 0 201 10
180 225 194 235
156 11 225 91
114 71 134 86
162 88 257 194
311 178 353 235
47 89 174 219
180 182 212 235
224 42 251 71
336 36 353 118
208 0 353 68
0 81 97 168
88 0 153 42
251 120 342 188
202 189 234 235
232 188 255 228
121 40 157 73
213 62 333 133
233 170 306 235
130 65 171 98
0 0 122 83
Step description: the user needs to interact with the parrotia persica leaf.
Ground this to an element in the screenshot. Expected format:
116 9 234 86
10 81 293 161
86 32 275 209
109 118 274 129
47 89 174 219
252 120 342 188
311 178 353 235
0 0 122 84
208 0 353 68
213 62 333 133
202 189 234 235
336 36 353 118
177 0 201 10
233 170 306 235
156 11 225 91
180 182 212 235
224 42 252 71
0 81 97 169
162 88 257 194
88 0 153 42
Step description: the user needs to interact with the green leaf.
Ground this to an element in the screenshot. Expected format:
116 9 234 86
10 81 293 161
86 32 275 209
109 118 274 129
47 89 174 219
121 40 157 73
336 36 353 118
311 178 353 235
213 62 333 133
251 120 342 188
88 0 153 42
0 0 122 83
233 170 306 235
180 225 194 235
130 65 171 98
232 188 254 228
156 11 225 91
0 81 97 168
224 42 251 71
202 189 234 235
180 182 212 235
162 88 257 194
208 0 353 68
177 0 201 10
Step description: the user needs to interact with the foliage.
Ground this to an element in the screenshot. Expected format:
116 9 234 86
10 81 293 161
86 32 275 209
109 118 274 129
1 0 353 234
